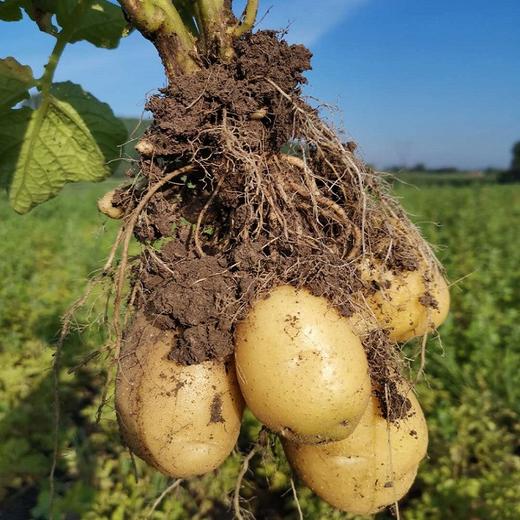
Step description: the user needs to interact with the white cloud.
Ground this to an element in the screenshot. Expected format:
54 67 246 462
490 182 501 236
236 0 370 46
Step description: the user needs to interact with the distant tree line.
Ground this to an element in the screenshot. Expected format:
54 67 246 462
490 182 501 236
384 141 520 185
386 164 463 174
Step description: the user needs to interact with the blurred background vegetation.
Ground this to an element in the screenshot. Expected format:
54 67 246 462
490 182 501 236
0 122 519 519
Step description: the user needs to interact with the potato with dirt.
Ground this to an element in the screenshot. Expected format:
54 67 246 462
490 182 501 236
283 385 428 515
235 285 372 444
358 258 450 342
116 314 244 478
97 189 124 220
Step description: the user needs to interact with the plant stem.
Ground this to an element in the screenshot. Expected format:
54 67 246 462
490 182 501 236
35 0 90 97
118 0 200 77
196 0 236 60
233 0 258 37
197 0 225 25
38 33 68 95
34 1 88 124
119 0 260 78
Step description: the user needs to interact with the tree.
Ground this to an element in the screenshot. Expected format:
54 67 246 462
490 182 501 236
498 141 520 183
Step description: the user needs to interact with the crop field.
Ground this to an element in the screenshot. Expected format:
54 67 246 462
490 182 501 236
0 181 519 519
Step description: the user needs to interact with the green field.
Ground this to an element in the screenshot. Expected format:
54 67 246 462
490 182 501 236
0 182 519 519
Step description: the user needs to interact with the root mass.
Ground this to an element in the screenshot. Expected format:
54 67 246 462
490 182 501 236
114 31 438 417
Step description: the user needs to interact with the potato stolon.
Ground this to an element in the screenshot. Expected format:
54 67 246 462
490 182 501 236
283 386 428 515
235 286 372 444
116 313 244 478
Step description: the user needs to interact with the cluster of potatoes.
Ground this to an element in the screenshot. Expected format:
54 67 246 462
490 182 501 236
116 259 449 515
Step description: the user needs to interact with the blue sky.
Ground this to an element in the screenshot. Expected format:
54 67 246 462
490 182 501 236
1 0 519 169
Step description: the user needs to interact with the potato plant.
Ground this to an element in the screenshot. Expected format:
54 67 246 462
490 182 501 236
0 1 451 517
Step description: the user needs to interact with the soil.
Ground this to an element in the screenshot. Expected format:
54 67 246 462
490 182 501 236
115 31 438 420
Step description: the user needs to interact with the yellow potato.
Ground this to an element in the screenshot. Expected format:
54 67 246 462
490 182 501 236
283 387 428 515
235 286 371 444
97 189 123 219
116 314 244 478
360 259 450 342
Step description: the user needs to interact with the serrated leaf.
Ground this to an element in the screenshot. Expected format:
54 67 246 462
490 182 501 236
0 57 35 109
56 0 128 48
51 81 127 173
1 96 109 213
0 0 23 21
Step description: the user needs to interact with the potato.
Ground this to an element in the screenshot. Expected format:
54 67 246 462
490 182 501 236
115 314 244 478
283 387 428 515
97 189 123 219
360 259 450 342
235 286 371 444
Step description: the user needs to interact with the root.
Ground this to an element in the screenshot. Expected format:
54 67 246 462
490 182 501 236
146 479 183 518
414 332 429 384
102 226 124 274
233 445 259 520
111 29 442 413
49 279 100 519
290 478 304 520
194 175 226 257
278 154 362 259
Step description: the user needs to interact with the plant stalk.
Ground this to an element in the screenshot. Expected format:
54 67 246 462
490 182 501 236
119 1 261 79
233 0 258 37
118 0 200 78
196 0 236 61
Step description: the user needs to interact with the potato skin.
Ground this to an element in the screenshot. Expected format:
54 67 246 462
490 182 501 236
115 314 244 478
283 388 428 515
360 260 450 342
97 189 123 219
235 286 371 444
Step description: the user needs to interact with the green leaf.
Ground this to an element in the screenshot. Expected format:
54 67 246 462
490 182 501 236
0 107 31 190
0 0 23 21
0 57 35 109
50 81 127 173
1 96 109 214
3 1 129 42
22 0 59 34
56 0 129 48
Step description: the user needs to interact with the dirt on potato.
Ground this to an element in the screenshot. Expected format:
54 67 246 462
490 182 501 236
114 31 438 419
